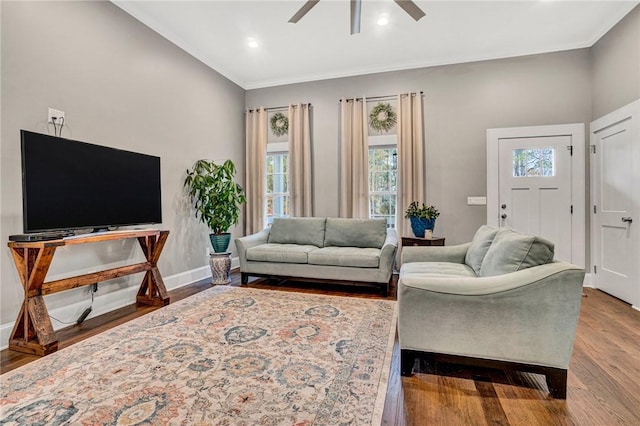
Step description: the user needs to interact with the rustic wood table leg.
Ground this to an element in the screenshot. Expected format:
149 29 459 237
136 231 170 306
8 246 59 356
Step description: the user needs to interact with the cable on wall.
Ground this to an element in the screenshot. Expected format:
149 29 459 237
50 116 66 137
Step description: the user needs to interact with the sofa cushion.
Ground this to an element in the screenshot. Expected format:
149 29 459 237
464 225 500 274
308 247 381 268
246 244 318 264
401 261 477 278
268 217 326 247
479 229 554 277
324 218 387 249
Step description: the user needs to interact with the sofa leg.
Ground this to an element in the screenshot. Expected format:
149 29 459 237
545 368 567 399
241 273 249 285
401 350 415 376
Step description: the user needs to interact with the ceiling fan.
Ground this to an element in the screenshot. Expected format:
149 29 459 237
289 0 426 35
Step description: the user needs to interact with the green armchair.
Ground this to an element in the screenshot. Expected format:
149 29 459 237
397 226 585 398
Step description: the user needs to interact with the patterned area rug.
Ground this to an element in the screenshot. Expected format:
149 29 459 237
1 286 397 425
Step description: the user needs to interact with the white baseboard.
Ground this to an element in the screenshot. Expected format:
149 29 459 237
582 273 594 288
0 260 237 351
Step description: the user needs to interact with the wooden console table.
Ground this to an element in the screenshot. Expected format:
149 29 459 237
7 230 170 356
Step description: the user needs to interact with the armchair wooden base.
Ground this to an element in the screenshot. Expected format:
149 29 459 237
400 349 568 399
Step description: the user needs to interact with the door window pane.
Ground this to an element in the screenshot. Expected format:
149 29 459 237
513 148 554 177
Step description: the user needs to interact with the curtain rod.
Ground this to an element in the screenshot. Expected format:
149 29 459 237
339 91 424 102
247 104 312 113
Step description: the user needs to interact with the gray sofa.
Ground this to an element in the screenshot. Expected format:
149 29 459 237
236 217 398 295
398 225 585 398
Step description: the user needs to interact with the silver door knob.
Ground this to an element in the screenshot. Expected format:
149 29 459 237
621 217 633 223
501 214 507 219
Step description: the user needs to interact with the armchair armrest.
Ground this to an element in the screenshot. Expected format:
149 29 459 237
400 261 584 295
401 243 470 265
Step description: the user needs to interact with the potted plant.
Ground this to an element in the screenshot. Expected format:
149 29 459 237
404 201 440 238
184 159 246 253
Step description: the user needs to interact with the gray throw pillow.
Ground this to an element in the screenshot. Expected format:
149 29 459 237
268 217 327 247
324 218 387 248
464 225 500 274
479 228 555 277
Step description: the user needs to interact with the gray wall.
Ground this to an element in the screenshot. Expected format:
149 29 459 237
591 4 640 120
0 2 245 326
246 50 592 246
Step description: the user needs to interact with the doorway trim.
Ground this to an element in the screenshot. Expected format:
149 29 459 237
487 123 585 268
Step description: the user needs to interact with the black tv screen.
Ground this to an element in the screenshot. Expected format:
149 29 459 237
20 130 162 233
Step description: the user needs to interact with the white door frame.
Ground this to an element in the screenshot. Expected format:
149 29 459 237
487 124 585 269
590 99 640 310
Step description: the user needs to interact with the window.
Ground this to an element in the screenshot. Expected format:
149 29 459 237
265 109 290 226
368 146 397 227
512 148 554 177
265 151 289 225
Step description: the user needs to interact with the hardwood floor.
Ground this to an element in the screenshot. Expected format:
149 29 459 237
2 272 639 425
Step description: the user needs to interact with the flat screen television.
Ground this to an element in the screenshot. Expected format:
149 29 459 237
20 130 162 233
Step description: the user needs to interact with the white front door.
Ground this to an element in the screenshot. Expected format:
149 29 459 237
591 100 640 305
498 137 573 262
487 124 585 268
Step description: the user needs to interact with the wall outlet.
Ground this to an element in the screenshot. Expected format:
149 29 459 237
48 107 65 124
467 196 487 206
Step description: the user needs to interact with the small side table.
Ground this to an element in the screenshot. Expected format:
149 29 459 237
402 236 445 247
209 252 232 285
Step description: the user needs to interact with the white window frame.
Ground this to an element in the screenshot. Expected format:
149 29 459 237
265 142 290 225
368 135 398 228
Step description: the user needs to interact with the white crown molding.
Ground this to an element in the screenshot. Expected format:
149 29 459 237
112 1 639 91
112 1 247 89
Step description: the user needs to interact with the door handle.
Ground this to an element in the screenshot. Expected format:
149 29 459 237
501 214 507 219
621 217 633 223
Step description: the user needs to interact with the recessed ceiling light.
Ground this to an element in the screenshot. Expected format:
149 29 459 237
247 39 259 48
377 15 389 26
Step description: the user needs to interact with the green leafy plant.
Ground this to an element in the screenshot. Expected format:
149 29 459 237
404 201 440 220
184 159 246 235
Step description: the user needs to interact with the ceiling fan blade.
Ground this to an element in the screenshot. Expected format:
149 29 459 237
351 0 361 35
289 0 320 23
394 0 426 21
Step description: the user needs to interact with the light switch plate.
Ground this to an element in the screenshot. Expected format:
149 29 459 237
467 196 487 206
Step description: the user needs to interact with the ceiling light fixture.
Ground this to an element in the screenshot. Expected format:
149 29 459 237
377 15 389 26
247 39 259 48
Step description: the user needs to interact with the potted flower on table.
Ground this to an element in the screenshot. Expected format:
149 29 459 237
404 201 440 238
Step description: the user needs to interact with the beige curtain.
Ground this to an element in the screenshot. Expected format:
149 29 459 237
397 93 425 237
339 98 369 218
289 104 312 217
245 108 267 234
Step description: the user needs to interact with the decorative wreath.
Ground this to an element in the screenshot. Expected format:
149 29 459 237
369 102 397 133
270 112 289 137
